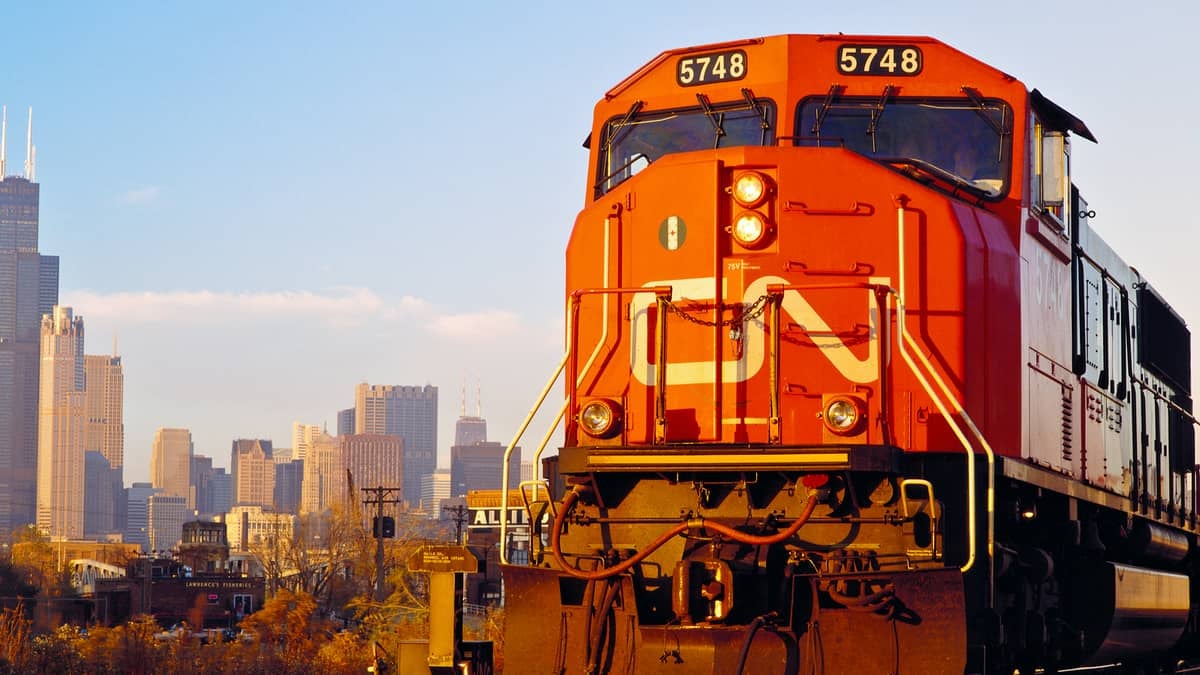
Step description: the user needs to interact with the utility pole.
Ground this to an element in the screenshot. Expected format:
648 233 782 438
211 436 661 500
445 504 469 544
361 486 403 602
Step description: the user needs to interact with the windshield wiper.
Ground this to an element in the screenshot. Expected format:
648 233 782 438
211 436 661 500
695 94 726 147
602 100 645 155
960 86 1009 137
866 85 894 153
811 84 843 136
879 156 995 202
741 88 771 142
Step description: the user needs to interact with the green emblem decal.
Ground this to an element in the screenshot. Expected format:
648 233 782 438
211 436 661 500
659 215 686 251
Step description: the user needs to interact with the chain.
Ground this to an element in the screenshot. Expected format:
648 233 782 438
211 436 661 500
662 294 771 328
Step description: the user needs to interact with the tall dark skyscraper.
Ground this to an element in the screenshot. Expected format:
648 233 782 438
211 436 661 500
0 110 58 533
450 441 520 498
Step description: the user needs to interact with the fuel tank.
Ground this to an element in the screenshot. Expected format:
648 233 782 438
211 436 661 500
1075 561 1189 665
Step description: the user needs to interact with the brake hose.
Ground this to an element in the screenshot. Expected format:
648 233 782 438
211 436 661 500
551 487 819 579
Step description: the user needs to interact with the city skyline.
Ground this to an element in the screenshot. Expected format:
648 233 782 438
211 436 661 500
0 3 1194 488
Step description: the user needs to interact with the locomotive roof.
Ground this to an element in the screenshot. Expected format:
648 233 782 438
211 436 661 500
603 33 1095 143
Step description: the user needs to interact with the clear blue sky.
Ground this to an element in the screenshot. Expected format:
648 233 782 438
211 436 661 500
2 2 1195 483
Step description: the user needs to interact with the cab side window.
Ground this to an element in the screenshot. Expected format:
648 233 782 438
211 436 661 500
1033 120 1070 228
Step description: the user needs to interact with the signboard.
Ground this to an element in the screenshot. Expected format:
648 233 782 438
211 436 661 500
468 506 549 530
409 545 478 574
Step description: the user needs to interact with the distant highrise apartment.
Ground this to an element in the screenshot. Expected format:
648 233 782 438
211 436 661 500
421 469 451 519
36 305 85 539
0 114 60 533
147 493 188 553
292 422 321 462
274 459 303 515
300 431 343 515
354 383 437 505
125 482 159 552
151 428 193 508
341 434 403 499
337 408 355 436
231 439 274 509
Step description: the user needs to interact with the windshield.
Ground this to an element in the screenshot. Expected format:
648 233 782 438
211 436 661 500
795 95 1012 197
596 96 775 197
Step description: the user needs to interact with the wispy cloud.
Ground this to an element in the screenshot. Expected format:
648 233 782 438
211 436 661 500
61 288 522 342
115 186 161 205
430 309 521 340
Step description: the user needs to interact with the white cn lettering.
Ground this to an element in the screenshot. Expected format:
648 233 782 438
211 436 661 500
630 275 884 385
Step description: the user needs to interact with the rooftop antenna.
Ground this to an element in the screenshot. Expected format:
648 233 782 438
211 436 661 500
30 145 35 182
460 375 466 416
1 106 7 181
476 379 482 417
23 107 32 181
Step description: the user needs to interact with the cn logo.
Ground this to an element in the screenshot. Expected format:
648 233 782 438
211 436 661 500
629 276 885 385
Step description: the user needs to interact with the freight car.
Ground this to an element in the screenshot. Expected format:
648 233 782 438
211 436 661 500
499 34 1196 675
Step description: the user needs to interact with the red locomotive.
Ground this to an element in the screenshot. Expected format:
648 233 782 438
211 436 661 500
500 34 1196 674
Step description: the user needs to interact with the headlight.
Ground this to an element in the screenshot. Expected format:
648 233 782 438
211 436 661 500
731 211 770 248
822 396 863 435
580 399 622 438
731 172 768 207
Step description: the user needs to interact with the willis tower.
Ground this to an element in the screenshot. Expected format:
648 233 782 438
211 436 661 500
0 107 59 533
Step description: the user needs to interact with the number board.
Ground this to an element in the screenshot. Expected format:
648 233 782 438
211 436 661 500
677 50 747 87
836 45 923 76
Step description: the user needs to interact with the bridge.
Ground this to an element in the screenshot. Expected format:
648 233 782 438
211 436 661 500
68 558 126 595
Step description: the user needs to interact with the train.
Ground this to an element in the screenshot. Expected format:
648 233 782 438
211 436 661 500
497 34 1197 675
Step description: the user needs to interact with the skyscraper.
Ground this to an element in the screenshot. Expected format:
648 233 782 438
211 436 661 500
273 459 303 515
336 408 355 437
421 469 451 519
292 422 321 462
231 439 274 509
354 383 437 504
151 428 193 508
191 455 215 515
0 112 59 532
83 450 118 538
125 482 159 552
147 493 188 553
36 305 85 539
84 354 123 468
84 353 123 536
454 381 487 447
450 441 520 498
300 431 342 515
341 434 403 499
